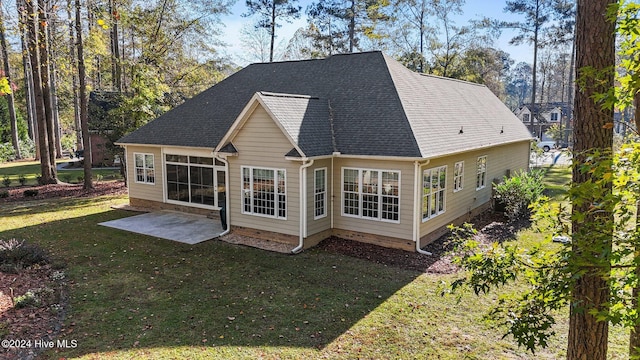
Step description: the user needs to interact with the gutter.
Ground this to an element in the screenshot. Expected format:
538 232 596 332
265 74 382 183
414 160 433 255
214 153 231 237
292 159 314 254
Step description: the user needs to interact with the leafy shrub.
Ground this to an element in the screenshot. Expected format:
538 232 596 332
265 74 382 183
61 174 72 183
18 174 26 186
0 190 8 198
2 175 10 187
14 290 40 308
23 189 39 197
493 169 545 222
0 239 49 271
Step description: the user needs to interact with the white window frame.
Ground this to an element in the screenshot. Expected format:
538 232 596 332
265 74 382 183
550 112 559 122
241 166 287 220
422 165 446 221
453 161 464 192
341 167 401 224
476 156 487 190
164 154 223 209
314 168 327 220
134 153 155 185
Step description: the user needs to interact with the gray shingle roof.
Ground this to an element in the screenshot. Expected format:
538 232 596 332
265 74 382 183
117 51 531 158
256 92 333 157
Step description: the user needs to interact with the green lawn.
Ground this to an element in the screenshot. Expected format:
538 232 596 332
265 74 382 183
0 159 121 186
0 165 630 359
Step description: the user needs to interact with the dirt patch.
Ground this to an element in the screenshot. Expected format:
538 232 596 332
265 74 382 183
0 181 127 204
317 211 528 274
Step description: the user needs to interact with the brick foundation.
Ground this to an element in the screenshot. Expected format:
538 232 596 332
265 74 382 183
129 198 220 220
129 198 492 253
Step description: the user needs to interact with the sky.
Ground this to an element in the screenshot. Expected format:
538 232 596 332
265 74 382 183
218 0 534 67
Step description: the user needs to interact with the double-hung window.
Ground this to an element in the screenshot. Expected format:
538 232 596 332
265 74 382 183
342 168 400 223
134 153 155 184
314 168 327 219
242 167 286 219
476 156 487 190
453 161 464 192
422 166 446 221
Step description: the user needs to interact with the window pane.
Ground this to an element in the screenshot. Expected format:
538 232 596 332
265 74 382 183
145 155 154 168
189 156 213 166
134 154 143 167
166 154 188 163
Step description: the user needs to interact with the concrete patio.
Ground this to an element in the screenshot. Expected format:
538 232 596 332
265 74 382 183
99 210 225 245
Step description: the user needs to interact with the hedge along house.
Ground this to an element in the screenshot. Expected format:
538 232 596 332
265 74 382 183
116 51 532 253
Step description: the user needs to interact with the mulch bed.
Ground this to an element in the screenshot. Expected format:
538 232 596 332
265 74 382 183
317 211 528 274
0 181 127 204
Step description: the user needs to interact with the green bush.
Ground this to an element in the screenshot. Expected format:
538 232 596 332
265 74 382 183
0 239 50 271
0 190 8 198
493 169 545 222
2 175 10 187
14 290 40 308
18 174 26 186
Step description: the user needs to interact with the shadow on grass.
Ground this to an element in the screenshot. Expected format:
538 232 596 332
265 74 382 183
0 208 423 358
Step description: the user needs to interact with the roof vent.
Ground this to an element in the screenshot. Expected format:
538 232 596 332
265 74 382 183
459 126 464 134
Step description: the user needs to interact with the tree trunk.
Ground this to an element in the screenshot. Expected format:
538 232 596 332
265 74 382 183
348 0 355 53
0 3 21 159
18 0 37 155
269 0 275 62
565 30 576 144
631 201 640 358
529 2 539 136
67 0 81 151
109 0 121 91
567 0 615 359
634 90 640 132
48 15 62 158
25 0 56 183
38 0 56 171
76 0 93 189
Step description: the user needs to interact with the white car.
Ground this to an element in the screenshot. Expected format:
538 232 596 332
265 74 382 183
535 140 557 152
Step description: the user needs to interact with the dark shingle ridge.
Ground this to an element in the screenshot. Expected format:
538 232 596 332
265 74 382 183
259 92 320 100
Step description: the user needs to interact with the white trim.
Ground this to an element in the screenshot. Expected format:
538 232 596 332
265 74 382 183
421 165 447 222
340 167 401 224
215 93 306 157
133 152 155 185
162 152 223 209
313 167 328 220
453 161 464 192
476 155 488 190
241 165 287 220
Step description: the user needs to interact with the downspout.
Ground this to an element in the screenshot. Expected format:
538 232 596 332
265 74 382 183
214 154 231 237
414 160 432 255
292 159 314 254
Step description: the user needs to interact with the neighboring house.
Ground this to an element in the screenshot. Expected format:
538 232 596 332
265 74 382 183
515 102 571 139
116 51 532 253
88 91 124 167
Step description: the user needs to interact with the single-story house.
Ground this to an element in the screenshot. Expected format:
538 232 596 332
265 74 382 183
116 51 532 253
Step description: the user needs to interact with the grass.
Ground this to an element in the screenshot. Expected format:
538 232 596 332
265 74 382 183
0 164 630 359
0 159 121 186
539 165 572 201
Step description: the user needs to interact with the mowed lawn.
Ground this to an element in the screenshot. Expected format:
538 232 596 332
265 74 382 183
0 165 630 359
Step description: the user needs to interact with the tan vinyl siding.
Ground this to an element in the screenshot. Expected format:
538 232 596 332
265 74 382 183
419 140 530 238
228 106 300 236
307 159 332 236
125 145 163 203
333 158 415 241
